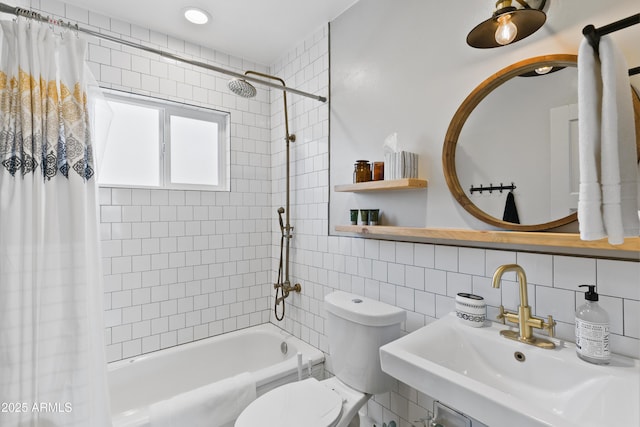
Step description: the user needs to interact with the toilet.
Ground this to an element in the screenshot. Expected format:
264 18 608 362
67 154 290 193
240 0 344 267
235 291 406 427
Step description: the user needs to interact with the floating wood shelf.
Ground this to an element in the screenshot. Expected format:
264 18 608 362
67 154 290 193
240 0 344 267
335 225 640 253
334 178 427 193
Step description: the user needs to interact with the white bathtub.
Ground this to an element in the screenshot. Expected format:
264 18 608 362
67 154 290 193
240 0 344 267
109 323 325 427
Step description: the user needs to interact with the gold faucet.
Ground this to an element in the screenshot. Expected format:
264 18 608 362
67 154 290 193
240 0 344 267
492 264 556 349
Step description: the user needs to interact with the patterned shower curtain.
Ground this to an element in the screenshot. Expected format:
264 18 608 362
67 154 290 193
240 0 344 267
0 20 111 427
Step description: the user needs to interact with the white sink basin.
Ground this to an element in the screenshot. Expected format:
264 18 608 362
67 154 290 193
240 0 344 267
379 313 640 427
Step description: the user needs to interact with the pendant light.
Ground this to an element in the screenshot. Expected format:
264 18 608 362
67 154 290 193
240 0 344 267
467 0 546 48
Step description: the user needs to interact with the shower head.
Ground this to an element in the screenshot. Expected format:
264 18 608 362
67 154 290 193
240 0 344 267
227 78 257 98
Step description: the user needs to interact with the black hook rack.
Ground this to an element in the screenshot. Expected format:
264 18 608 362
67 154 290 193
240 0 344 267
582 13 640 76
469 182 516 195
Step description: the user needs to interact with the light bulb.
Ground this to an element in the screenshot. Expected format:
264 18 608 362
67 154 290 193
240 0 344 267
535 66 553 75
495 14 517 45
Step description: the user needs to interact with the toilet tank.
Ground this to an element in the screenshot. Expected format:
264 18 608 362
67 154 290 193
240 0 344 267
324 291 406 395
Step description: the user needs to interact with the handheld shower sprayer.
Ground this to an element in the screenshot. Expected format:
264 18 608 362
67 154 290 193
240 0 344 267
274 205 300 321
277 207 285 235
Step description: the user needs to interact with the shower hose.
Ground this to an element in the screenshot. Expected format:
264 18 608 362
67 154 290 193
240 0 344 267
275 211 286 321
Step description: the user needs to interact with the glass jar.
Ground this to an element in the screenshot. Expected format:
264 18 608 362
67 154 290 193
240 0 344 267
373 161 384 180
353 160 371 183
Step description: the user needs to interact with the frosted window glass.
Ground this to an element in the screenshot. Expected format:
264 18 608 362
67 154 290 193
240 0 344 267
98 101 160 187
170 116 219 186
95 89 229 191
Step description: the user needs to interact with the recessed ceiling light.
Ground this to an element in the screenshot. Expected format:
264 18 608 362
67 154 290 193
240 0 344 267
184 7 210 25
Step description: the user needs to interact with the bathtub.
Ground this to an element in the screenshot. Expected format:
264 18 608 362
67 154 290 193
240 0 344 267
109 323 325 427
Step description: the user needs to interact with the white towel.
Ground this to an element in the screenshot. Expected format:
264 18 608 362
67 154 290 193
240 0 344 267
598 36 639 244
578 36 640 244
149 372 256 427
578 37 606 241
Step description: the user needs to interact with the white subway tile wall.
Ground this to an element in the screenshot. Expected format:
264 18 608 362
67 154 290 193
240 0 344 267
21 2 640 426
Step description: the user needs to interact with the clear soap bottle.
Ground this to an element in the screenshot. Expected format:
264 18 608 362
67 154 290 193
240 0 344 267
575 285 610 365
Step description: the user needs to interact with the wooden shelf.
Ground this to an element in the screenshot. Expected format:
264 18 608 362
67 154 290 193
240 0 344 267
334 178 428 193
335 225 640 253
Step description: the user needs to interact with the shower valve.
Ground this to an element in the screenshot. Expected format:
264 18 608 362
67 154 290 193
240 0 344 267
274 282 302 304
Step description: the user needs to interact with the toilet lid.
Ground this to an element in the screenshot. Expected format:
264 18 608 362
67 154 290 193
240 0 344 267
235 378 343 427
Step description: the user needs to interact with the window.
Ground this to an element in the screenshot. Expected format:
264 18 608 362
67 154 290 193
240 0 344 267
95 90 230 191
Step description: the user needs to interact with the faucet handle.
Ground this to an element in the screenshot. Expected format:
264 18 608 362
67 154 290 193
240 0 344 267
496 305 506 324
543 315 556 338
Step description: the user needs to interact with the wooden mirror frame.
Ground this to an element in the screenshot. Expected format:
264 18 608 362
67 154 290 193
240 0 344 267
443 54 640 232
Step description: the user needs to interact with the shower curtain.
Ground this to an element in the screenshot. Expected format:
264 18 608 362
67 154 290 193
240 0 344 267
0 20 111 427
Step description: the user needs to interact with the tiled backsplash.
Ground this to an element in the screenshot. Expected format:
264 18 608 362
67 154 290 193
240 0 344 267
25 2 639 426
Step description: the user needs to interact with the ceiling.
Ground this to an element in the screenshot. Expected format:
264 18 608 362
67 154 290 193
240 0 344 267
59 0 358 65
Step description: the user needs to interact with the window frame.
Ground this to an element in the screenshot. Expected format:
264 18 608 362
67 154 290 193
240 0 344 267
96 89 230 192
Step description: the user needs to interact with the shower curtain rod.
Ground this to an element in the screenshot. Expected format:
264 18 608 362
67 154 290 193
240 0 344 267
0 2 327 102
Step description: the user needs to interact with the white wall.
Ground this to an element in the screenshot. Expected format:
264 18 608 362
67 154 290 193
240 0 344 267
329 0 640 231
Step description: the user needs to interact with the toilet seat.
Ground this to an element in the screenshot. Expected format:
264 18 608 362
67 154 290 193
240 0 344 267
235 378 343 427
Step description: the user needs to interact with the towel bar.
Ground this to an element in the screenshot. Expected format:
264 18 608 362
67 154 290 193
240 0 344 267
582 13 640 75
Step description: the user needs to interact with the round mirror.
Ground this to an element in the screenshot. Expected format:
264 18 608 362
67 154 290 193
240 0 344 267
443 54 640 231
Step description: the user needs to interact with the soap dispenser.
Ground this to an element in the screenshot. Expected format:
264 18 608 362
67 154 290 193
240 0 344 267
575 285 610 365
